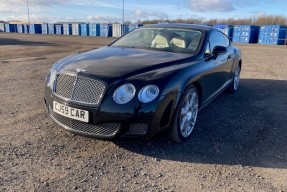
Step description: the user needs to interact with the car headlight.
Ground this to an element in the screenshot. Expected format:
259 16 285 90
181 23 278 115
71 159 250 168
138 85 159 103
46 69 57 89
113 84 136 104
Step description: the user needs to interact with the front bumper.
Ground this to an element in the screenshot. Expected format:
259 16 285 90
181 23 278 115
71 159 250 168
44 86 178 140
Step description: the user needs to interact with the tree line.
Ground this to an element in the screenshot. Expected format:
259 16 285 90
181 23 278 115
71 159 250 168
136 15 287 26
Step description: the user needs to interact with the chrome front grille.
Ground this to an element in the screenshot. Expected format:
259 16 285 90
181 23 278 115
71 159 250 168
50 107 120 136
54 74 105 105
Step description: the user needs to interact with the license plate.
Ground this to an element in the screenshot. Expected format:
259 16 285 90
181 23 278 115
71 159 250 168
53 101 89 123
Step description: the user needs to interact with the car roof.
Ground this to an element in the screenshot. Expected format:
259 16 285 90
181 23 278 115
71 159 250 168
141 23 214 32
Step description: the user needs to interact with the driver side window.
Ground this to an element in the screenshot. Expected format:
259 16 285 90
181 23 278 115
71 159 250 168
209 31 226 52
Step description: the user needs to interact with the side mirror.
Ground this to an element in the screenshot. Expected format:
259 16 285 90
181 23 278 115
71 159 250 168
212 46 227 56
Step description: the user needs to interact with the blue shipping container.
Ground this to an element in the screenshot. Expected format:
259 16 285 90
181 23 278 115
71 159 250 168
123 25 130 35
23 24 29 33
232 25 259 43
100 24 112 37
17 24 24 33
258 25 287 45
80 24 89 36
5 24 17 32
63 24 72 35
48 24 55 34
42 24 48 34
89 24 100 36
128 24 143 33
214 24 234 41
29 24 42 34
55 24 63 35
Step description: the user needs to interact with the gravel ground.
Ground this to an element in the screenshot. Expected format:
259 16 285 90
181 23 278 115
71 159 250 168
0 33 287 192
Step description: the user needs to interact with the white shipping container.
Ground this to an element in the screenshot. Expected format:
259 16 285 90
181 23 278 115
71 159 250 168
63 24 71 35
112 24 122 37
72 24 80 35
0 23 5 32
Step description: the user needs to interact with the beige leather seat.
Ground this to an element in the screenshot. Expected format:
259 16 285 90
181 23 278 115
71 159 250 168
170 36 186 48
151 35 169 48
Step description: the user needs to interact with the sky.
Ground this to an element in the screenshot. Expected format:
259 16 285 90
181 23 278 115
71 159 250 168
0 0 287 23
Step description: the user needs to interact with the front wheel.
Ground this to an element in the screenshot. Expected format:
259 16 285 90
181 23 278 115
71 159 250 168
170 85 199 142
228 64 241 93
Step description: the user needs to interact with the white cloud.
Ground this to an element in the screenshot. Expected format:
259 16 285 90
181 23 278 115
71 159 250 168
0 0 118 14
87 15 122 23
2 14 79 23
188 0 272 12
189 0 235 12
134 9 168 19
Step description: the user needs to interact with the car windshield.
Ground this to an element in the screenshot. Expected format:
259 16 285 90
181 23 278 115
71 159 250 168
111 27 203 54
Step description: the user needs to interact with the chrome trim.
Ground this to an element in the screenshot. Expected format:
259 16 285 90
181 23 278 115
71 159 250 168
52 73 106 107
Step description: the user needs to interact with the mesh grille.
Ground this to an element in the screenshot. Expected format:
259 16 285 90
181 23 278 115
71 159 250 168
50 108 120 136
54 74 105 105
127 123 148 135
55 74 76 99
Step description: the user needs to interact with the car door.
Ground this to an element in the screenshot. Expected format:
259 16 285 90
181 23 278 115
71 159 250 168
224 34 236 80
202 31 231 101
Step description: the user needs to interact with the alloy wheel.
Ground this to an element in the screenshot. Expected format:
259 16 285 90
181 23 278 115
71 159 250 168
233 65 241 90
179 90 199 138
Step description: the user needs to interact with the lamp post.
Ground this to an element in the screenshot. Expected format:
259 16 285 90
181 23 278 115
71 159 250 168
123 0 125 25
122 0 125 36
27 0 30 25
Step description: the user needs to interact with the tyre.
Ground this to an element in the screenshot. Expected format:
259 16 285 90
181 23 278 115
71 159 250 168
170 85 199 142
228 63 241 93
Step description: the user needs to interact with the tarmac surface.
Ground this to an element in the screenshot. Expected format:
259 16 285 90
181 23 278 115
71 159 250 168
0 33 287 191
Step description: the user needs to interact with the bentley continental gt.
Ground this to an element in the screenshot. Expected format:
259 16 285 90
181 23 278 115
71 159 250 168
44 24 242 142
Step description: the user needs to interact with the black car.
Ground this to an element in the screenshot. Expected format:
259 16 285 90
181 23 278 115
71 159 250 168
44 24 242 142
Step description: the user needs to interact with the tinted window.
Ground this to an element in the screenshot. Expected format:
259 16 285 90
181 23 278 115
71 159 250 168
209 31 228 52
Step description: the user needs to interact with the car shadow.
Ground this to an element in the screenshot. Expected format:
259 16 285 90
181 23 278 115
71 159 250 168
115 79 287 168
0 38 59 46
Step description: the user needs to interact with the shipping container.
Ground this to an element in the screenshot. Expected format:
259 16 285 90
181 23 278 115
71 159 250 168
5 24 17 32
80 23 89 36
258 25 287 45
17 24 24 33
63 24 72 35
89 24 100 36
23 24 29 33
29 24 42 34
48 24 55 34
42 24 48 34
55 24 63 35
100 24 112 37
0 23 5 32
214 24 234 41
72 24 81 35
112 24 120 37
112 24 129 37
232 25 259 43
128 24 143 33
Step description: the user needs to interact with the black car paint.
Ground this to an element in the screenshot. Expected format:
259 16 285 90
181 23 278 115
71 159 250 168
44 24 242 139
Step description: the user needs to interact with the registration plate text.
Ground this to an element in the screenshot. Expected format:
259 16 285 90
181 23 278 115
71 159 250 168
53 101 89 123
